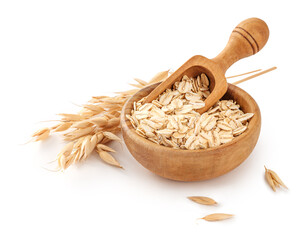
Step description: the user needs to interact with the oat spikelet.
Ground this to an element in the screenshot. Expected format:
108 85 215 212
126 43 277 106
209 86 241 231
201 213 233 222
57 132 103 169
268 169 288 189
97 149 123 168
188 196 217 205
105 118 120 128
79 133 102 161
264 166 276 191
264 166 288 191
32 127 50 141
103 132 121 142
57 141 74 169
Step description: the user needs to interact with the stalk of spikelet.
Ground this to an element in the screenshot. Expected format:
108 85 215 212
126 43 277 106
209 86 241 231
32 70 170 170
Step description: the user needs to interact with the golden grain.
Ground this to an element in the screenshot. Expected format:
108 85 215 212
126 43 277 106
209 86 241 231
188 196 217 205
202 213 233 222
97 149 123 168
103 131 121 142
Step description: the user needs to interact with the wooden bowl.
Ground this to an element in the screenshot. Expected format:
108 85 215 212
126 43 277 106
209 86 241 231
120 83 261 181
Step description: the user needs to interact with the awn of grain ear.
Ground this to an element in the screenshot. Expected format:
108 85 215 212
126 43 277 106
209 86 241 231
201 213 233 222
188 196 217 205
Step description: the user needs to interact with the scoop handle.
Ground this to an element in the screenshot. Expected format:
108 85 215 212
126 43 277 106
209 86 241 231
212 18 269 73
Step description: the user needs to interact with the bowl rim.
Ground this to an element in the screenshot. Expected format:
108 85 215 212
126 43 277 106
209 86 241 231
121 83 261 154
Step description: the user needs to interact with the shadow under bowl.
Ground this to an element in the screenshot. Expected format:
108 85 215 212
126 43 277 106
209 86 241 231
120 83 261 181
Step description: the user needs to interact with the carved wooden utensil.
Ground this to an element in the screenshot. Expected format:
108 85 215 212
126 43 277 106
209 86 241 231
143 18 269 113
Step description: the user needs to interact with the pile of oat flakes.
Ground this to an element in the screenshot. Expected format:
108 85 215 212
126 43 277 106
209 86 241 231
127 73 254 150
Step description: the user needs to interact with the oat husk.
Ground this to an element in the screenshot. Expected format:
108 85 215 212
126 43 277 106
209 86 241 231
188 196 217 205
201 213 234 222
264 166 288 191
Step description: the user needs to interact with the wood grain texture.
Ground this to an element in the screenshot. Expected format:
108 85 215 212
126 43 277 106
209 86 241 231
121 83 261 182
143 18 269 114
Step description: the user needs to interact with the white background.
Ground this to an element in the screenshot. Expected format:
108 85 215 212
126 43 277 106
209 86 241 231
1 0 306 239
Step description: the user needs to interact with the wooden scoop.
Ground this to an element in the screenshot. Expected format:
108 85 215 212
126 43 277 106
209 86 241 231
143 18 269 114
